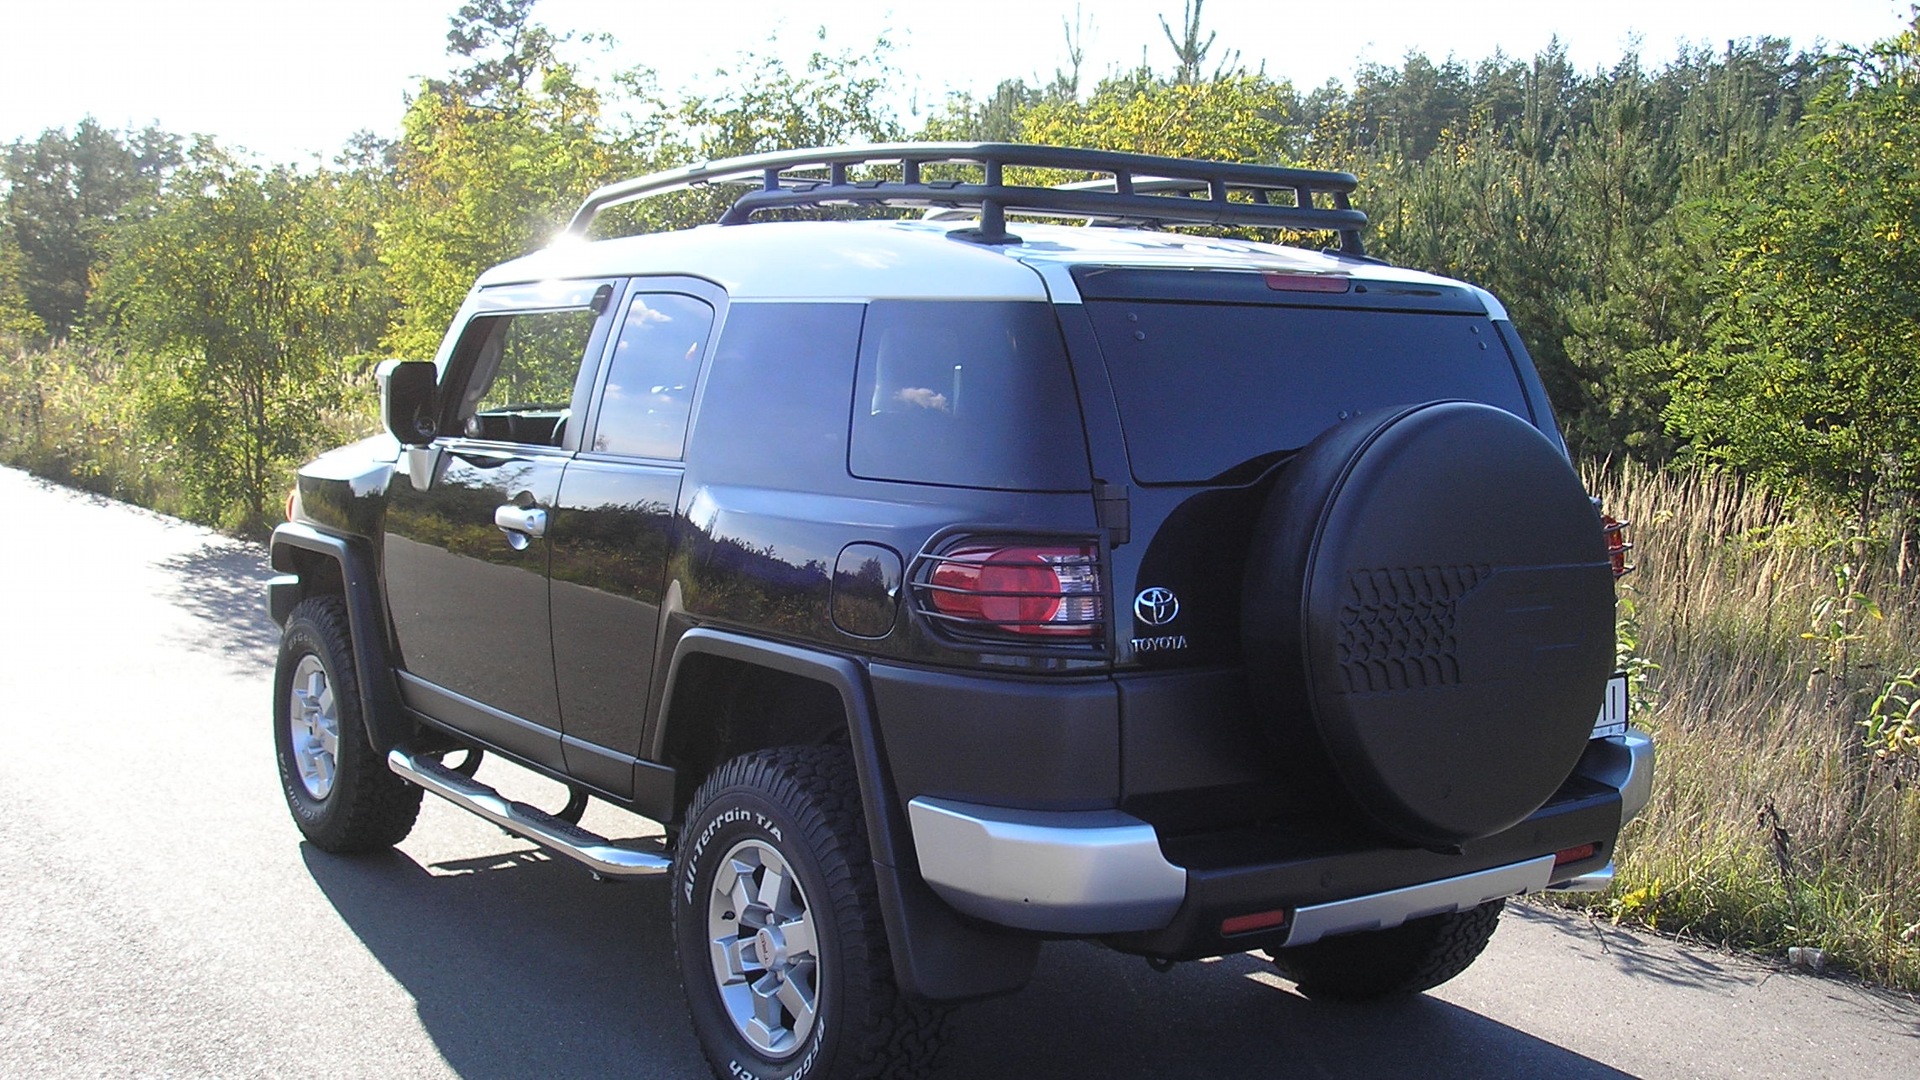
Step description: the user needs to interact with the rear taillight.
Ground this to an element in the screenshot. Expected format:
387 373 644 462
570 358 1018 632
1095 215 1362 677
915 543 1104 639
1600 513 1634 578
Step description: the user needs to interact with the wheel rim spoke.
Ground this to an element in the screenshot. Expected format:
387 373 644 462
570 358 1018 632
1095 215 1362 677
778 911 817 959
711 935 753 984
774 967 817 1031
755 861 788 914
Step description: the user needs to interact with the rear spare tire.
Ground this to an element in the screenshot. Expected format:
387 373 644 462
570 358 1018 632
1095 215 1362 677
1242 402 1614 847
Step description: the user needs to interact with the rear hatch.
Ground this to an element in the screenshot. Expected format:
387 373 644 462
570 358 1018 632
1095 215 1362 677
1065 266 1546 672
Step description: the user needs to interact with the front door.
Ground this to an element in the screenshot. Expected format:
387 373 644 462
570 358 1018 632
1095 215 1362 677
383 280 617 769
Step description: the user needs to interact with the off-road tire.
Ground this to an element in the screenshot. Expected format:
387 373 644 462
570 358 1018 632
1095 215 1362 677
674 745 946 1080
1270 898 1505 1001
273 596 422 852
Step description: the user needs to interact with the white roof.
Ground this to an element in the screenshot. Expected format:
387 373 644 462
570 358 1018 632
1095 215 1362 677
475 218 1497 313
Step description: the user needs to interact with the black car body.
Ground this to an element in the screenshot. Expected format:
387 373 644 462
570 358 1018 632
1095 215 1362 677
267 144 1652 1080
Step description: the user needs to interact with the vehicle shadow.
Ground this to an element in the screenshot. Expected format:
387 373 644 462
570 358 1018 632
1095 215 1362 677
302 842 706 1080
305 843 1635 1080
1505 902 1751 993
935 946 1635 1080
155 542 279 675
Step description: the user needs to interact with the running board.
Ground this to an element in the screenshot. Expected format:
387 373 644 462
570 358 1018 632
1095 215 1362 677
388 746 671 878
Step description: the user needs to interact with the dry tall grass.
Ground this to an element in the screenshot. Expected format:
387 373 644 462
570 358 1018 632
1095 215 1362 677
1580 464 1920 989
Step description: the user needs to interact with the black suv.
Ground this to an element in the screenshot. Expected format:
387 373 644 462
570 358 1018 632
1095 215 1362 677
268 144 1652 1080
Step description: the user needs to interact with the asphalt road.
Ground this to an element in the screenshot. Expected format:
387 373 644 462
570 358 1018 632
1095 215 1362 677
1 463 1916 1079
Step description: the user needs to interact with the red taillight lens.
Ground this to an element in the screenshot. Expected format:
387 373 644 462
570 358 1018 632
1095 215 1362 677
285 489 298 522
1600 513 1634 578
919 544 1103 638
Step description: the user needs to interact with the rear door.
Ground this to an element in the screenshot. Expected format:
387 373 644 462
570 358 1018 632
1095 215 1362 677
383 280 617 769
548 283 720 796
1070 267 1538 670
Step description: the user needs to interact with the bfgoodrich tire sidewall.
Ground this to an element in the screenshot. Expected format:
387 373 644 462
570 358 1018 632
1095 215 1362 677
676 785 841 1080
273 614 340 830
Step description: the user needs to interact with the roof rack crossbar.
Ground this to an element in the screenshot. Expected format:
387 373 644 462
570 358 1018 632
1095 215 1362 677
566 143 1368 254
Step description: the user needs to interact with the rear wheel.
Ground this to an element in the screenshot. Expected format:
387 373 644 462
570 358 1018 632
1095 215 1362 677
1269 898 1506 1001
273 596 421 852
673 745 945 1080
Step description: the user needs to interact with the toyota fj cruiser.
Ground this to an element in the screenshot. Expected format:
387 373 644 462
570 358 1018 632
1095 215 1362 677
267 143 1652 1080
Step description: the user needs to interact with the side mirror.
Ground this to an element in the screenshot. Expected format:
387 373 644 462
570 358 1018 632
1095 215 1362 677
378 359 439 445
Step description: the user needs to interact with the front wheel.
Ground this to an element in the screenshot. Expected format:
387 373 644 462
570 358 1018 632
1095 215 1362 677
673 745 944 1080
1269 898 1505 1001
273 596 421 852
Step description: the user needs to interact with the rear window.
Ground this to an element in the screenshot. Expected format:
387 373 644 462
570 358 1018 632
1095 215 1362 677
1084 301 1532 484
849 301 1089 492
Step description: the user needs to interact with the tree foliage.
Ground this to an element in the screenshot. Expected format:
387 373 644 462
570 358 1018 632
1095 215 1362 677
1665 23 1920 519
93 146 388 528
2 0 1917 535
380 0 629 358
0 120 179 341
1021 73 1297 162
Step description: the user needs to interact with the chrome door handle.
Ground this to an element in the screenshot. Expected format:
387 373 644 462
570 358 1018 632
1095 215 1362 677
493 505 548 545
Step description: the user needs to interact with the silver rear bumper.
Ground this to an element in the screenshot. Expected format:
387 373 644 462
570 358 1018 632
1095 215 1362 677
1575 727 1656 829
908 725 1655 936
906 797 1187 933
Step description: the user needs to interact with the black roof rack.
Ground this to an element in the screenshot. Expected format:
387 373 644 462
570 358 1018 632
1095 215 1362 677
564 142 1368 254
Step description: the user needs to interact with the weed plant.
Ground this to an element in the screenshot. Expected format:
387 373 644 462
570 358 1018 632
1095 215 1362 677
1577 464 1920 989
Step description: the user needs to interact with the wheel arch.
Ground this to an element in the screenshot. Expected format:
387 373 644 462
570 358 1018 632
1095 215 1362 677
653 628 1041 1002
268 523 414 754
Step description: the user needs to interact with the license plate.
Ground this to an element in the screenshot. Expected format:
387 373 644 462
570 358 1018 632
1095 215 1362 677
1592 673 1629 739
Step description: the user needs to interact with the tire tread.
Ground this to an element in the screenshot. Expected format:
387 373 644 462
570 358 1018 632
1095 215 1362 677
275 596 422 853
676 745 947 1080
1272 897 1505 1002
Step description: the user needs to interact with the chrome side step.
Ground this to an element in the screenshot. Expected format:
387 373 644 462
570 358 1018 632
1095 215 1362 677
388 746 671 878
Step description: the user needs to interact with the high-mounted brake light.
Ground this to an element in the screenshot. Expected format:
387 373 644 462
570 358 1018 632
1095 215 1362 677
1263 272 1350 294
916 544 1104 639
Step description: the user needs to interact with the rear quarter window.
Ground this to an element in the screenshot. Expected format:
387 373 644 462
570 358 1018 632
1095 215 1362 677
849 301 1090 492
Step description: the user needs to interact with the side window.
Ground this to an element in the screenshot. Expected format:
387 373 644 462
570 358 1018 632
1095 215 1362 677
451 308 599 445
849 300 1090 491
590 293 716 459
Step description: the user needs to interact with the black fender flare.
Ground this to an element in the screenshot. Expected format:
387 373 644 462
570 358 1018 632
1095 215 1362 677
655 628 1040 1002
268 523 413 754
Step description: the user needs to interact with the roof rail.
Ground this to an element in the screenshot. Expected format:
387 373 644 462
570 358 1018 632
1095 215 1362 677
564 142 1369 254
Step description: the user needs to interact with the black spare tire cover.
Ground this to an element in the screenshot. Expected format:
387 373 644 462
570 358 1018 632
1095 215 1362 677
1242 401 1615 847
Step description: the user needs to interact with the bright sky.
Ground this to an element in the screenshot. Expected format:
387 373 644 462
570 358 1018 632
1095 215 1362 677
1 0 1910 164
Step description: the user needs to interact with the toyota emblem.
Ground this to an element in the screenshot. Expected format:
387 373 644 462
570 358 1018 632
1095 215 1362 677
1133 587 1180 626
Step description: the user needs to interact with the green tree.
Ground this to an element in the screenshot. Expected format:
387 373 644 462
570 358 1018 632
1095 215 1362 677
1019 72 1299 163
1 120 179 340
93 145 388 529
381 0 628 357
1664 19 1920 521
0 232 43 342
